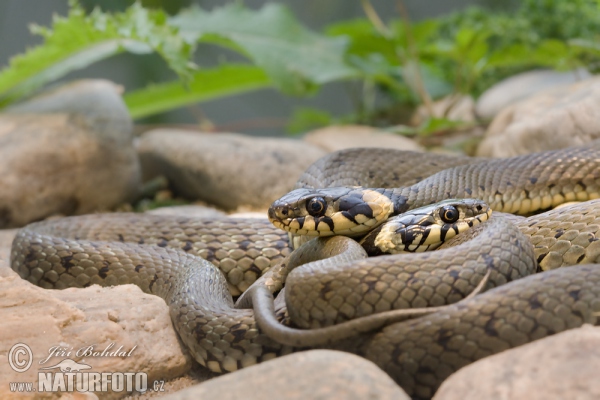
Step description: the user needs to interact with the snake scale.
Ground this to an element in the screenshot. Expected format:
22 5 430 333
10 142 600 399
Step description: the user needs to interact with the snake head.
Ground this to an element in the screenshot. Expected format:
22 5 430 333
359 199 492 255
268 187 396 237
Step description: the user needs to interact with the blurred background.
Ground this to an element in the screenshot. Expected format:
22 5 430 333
0 0 518 135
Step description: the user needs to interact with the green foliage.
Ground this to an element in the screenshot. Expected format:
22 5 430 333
0 0 195 106
286 107 334 134
125 64 271 119
170 3 357 95
1 0 599 133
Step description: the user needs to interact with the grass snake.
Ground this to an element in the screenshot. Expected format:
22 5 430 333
10 142 600 399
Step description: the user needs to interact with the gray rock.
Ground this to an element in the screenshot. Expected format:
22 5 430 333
304 124 423 153
434 325 600 400
160 350 410 400
137 130 326 210
476 68 592 119
0 80 141 228
477 76 600 157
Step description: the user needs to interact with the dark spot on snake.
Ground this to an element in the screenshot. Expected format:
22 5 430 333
148 273 159 292
319 281 334 299
24 250 37 264
339 194 365 212
135 265 144 272
229 328 248 343
554 229 565 239
364 279 378 292
589 236 599 242
117 234 125 242
368 171 375 179
317 216 335 232
571 309 584 319
523 189 530 197
529 177 538 184
576 254 585 263
138 237 145 245
341 211 357 224
393 194 410 214
506 181 513 186
439 225 450 242
182 241 193 252
479 185 485 191
548 183 556 189
577 181 587 190
416 364 435 377
484 318 499 337
238 240 251 250
60 255 74 271
448 270 460 279
99 265 109 279
536 253 548 264
568 289 581 301
436 328 453 349
528 294 543 309
248 264 262 275
495 190 502 196
157 238 168 248
42 277 56 286
296 216 305 230
83 282 92 288
465 188 472 195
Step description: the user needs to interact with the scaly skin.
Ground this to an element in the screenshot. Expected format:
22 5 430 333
9 143 600 399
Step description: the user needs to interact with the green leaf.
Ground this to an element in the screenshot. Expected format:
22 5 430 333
327 19 398 64
124 64 271 120
286 107 333 134
170 3 357 95
390 117 471 137
0 1 195 106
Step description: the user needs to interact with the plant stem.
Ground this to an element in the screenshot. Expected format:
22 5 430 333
360 0 392 38
396 0 435 117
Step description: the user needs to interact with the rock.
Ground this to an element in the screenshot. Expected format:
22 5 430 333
160 350 409 400
137 130 326 210
476 68 592 119
0 267 193 399
0 80 141 228
146 205 227 219
0 229 16 263
433 325 600 400
304 125 423 153
477 77 600 157
411 95 477 125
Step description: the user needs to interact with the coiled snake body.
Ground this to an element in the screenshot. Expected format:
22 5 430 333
10 143 600 399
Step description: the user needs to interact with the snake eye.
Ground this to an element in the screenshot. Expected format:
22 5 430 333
439 205 459 223
307 197 327 217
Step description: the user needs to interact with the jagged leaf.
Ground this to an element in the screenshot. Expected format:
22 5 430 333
170 3 357 95
0 1 195 106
